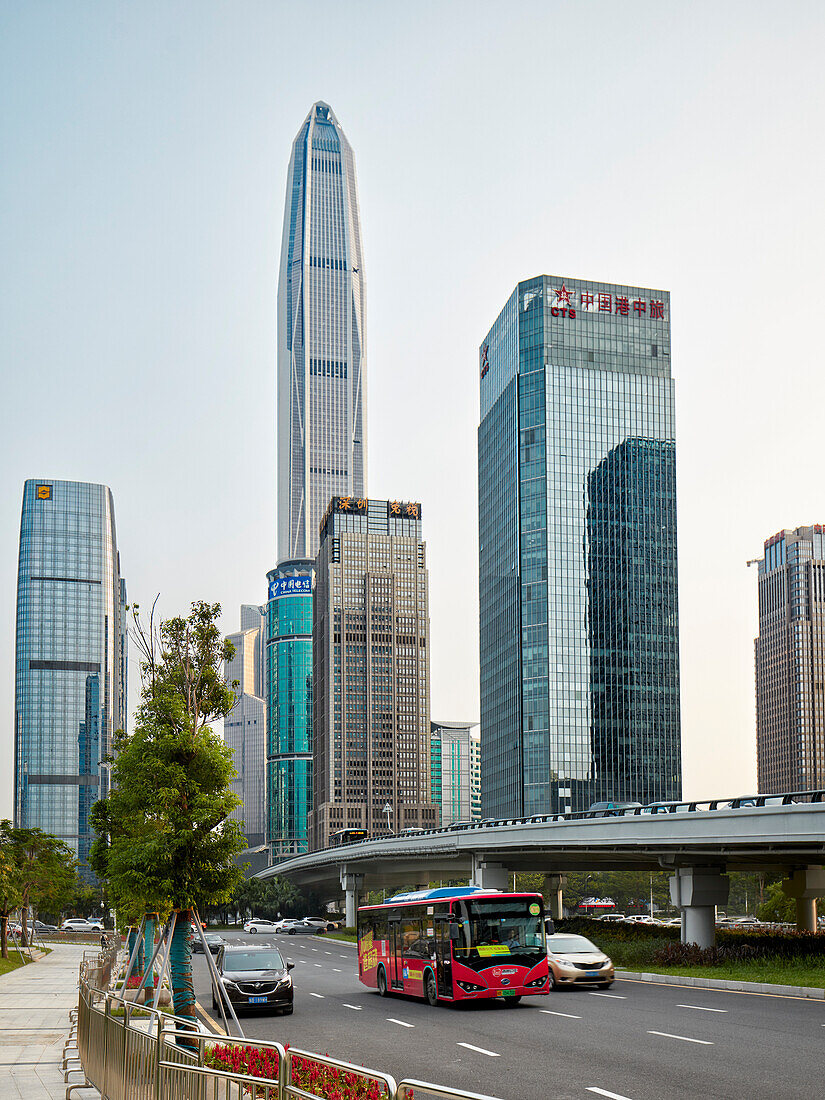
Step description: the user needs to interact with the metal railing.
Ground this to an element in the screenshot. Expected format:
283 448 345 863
72 958 504 1100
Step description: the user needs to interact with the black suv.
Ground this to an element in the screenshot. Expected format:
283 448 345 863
212 944 294 1014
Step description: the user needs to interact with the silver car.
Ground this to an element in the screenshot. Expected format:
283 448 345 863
546 933 615 990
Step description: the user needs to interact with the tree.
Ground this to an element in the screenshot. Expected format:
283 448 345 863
90 600 246 1028
0 820 76 955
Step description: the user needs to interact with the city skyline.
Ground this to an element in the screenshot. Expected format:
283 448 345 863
3 4 825 821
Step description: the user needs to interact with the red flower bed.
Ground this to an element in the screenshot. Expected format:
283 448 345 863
203 1043 397 1100
125 974 159 988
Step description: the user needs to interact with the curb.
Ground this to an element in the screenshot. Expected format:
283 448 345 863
616 970 825 999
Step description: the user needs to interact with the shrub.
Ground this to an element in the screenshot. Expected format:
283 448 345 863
203 1043 395 1100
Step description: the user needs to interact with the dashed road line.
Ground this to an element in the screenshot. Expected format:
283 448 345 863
589 992 626 999
648 1030 713 1045
314 963 323 968
332 968 342 973
308 993 324 999
540 1009 582 1019
587 1088 636 1100
677 1004 728 1013
388 1018 414 1028
343 1004 363 1011
457 1042 499 1058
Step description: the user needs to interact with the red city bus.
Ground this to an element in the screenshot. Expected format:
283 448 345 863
357 886 550 1005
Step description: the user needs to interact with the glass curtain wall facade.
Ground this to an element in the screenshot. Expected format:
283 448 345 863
430 720 480 826
755 525 825 793
277 101 367 563
14 479 127 878
478 276 681 817
266 560 314 859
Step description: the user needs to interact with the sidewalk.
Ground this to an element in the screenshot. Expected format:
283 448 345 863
0 943 98 1099
616 967 825 999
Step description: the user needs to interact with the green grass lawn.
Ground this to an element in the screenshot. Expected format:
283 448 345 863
619 958 825 988
319 929 357 943
0 953 28 977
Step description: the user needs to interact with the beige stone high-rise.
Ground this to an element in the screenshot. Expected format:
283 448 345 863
310 497 438 850
755 525 825 793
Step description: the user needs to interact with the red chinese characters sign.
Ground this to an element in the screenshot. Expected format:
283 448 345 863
546 285 665 320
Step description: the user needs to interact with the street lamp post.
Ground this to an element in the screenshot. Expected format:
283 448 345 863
383 802 392 833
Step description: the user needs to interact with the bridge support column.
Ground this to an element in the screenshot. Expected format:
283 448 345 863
543 874 566 921
670 868 729 948
340 869 364 928
782 867 825 932
470 857 509 891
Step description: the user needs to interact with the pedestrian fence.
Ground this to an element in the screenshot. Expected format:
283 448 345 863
70 949 504 1100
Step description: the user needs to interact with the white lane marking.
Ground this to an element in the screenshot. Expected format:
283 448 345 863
339 955 348 959
648 1030 713 1046
311 948 318 952
587 1089 636 1100
457 1042 499 1058
343 1004 363 1011
677 1004 728 1013
588 992 626 999
314 963 323 968
388 1018 415 1028
332 968 342 972
541 1009 582 1019
308 993 324 999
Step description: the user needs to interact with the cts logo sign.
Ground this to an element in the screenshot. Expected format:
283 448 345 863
36 484 52 500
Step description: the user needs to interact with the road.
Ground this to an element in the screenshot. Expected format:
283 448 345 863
192 932 825 1100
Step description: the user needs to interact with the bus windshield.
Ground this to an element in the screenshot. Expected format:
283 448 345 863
454 899 544 960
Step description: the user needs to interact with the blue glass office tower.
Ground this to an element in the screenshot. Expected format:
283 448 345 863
266 560 314 859
14 479 127 877
478 276 681 818
277 101 367 564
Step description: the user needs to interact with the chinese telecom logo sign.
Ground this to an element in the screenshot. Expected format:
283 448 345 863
268 576 312 600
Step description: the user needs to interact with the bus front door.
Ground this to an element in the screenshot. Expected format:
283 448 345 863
434 917 453 997
388 919 404 989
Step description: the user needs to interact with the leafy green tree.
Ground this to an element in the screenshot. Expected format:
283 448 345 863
0 821 23 959
233 876 298 921
90 600 246 1028
563 870 672 915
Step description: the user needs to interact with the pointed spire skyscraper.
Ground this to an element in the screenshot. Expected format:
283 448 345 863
277 101 367 561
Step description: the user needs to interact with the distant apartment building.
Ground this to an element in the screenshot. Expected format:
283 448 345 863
755 525 825 793
265 560 314 861
224 605 267 847
310 497 438 849
14 479 127 878
430 721 481 826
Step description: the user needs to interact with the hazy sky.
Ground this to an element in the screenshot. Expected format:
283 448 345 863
3 1 825 821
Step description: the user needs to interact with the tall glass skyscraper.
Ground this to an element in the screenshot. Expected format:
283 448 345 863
478 276 681 818
265 560 314 859
14 479 127 877
277 100 367 563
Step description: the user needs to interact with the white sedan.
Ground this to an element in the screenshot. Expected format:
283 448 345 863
61 918 97 932
243 918 280 934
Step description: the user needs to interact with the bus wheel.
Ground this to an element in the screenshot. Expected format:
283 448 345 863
425 971 438 1007
503 996 522 1007
377 966 389 997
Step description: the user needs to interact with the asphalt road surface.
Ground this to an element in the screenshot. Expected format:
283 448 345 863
192 932 825 1100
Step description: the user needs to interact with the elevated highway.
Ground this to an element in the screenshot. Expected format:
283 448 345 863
258 790 825 946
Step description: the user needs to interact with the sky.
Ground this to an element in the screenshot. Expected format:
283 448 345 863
2 0 825 822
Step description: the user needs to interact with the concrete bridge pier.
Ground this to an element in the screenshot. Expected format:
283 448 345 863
670 868 729 948
340 869 364 928
470 857 509 891
782 867 825 932
543 874 567 921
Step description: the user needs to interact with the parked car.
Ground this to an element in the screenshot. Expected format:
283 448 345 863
192 931 225 955
61 918 97 933
243 918 280 935
33 919 58 933
546 932 614 990
597 913 626 923
85 917 105 932
212 944 294 1014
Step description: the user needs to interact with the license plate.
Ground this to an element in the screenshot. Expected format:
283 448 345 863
501 989 518 996
586 971 600 977
248 996 268 1004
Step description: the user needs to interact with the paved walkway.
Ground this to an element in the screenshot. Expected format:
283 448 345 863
0 943 99 1099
